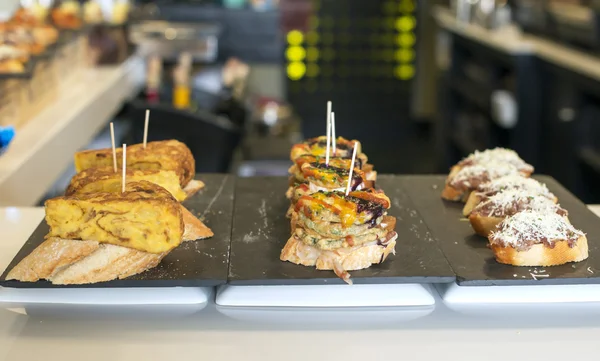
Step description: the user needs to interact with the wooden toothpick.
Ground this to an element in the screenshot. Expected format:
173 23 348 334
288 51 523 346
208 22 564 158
122 144 127 193
345 142 358 196
325 101 332 166
110 122 117 173
143 109 150 149
331 112 336 154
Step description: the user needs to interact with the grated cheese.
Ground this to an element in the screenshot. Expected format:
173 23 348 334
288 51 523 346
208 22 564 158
460 148 534 172
450 162 520 187
490 210 584 247
473 189 563 217
477 174 553 198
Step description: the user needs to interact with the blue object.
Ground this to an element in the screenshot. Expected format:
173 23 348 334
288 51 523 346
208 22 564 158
0 125 15 150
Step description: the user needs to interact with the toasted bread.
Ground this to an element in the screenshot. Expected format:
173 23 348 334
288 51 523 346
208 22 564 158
490 236 588 267
463 191 483 216
183 179 205 199
181 206 213 240
6 237 166 285
469 213 503 237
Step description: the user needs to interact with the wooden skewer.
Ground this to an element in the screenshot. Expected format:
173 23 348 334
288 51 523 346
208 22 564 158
345 142 358 196
325 101 332 166
331 112 336 154
122 144 127 193
110 122 117 173
143 109 150 149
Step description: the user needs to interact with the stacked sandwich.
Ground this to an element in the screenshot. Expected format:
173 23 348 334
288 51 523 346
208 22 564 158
281 112 397 284
7 140 213 285
443 148 588 267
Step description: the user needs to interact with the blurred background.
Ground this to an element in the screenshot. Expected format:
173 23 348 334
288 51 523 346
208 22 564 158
2 0 600 205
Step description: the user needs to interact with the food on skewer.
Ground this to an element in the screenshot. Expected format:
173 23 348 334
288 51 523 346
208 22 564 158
468 189 567 237
66 166 203 202
463 175 556 216
46 181 184 254
281 189 397 285
488 210 587 267
74 140 196 188
290 136 376 180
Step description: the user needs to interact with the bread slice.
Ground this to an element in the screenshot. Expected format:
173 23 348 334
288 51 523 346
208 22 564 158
280 233 397 284
74 140 195 186
490 236 588 267
183 179 205 199
463 191 483 217
469 213 503 237
49 244 167 285
5 238 100 282
441 186 471 202
5 237 166 285
181 206 213 241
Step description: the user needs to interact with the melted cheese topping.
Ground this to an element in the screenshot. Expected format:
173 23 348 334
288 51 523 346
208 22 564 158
461 148 533 172
490 210 584 247
450 162 520 188
474 189 562 217
478 174 552 197
304 192 372 228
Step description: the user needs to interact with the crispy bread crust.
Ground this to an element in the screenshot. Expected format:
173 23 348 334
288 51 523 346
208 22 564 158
5 238 100 282
181 206 213 240
463 192 482 217
469 213 504 237
441 185 471 202
183 179 205 200
490 236 588 266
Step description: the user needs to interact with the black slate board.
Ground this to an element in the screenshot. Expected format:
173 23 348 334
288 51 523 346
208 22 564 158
228 175 455 285
401 175 600 286
0 174 234 288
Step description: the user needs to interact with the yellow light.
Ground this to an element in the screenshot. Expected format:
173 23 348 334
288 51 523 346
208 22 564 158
306 63 320 77
395 64 415 80
306 31 320 45
308 16 319 29
322 48 335 61
287 62 306 80
395 48 415 63
287 30 304 45
286 46 306 62
396 32 416 47
399 0 415 13
380 33 394 45
395 16 416 32
306 47 320 62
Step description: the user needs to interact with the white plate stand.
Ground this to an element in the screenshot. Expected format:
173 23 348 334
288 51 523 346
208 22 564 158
0 287 213 318
215 283 436 324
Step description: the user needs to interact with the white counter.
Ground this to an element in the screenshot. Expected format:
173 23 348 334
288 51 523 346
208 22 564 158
0 57 144 207
1 206 600 361
433 6 600 82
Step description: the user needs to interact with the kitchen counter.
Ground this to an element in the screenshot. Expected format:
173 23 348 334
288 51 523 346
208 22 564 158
2 206 600 360
0 57 144 207
433 6 600 82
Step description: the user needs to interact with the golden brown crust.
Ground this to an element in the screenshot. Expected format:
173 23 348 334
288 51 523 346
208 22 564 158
463 192 483 216
6 238 99 282
469 213 504 237
441 185 470 202
490 236 588 266
183 180 205 200
74 140 195 186
181 206 213 241
66 167 188 202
